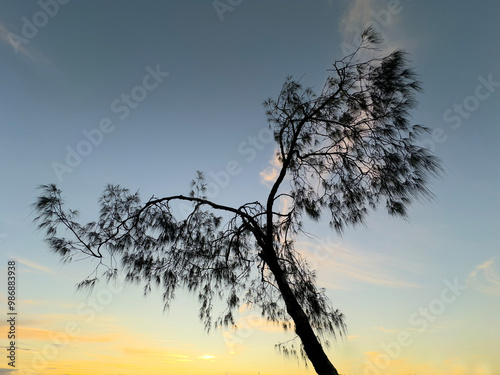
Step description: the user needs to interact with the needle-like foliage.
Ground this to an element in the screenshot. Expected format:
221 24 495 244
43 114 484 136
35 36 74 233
33 28 442 375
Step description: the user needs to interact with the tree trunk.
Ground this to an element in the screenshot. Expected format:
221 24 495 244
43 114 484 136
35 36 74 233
262 246 340 375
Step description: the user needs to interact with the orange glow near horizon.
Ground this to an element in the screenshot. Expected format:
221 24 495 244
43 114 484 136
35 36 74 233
5 318 499 375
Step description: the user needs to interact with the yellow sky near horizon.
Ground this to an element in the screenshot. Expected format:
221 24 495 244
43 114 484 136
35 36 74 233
2 254 499 375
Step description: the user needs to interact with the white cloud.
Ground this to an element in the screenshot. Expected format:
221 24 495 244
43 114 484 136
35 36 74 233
14 257 53 274
0 21 49 63
467 257 500 296
297 239 421 290
373 326 399 333
0 21 32 58
259 166 278 185
338 0 416 56
259 151 282 186
339 0 376 40
197 354 217 360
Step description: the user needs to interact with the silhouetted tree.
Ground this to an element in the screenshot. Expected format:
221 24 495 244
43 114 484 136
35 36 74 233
33 28 441 375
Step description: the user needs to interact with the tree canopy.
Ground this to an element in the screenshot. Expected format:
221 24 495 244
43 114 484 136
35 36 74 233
33 28 442 375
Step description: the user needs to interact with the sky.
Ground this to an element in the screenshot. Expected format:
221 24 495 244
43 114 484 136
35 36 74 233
0 1 499 374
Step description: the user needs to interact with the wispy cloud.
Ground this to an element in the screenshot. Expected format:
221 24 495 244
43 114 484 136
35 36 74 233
338 0 416 56
467 257 500 296
373 326 400 333
1 325 120 343
0 20 49 63
0 21 32 59
339 0 376 39
373 325 436 335
121 347 193 362
18 299 49 306
347 334 361 340
14 257 53 274
298 240 421 289
197 354 217 360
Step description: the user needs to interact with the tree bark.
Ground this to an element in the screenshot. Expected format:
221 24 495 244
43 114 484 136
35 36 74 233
262 245 340 375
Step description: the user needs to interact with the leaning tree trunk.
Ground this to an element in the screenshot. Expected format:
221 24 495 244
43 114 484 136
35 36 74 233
262 245 340 375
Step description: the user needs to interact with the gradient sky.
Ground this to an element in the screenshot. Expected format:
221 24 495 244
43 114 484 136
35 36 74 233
1 1 499 374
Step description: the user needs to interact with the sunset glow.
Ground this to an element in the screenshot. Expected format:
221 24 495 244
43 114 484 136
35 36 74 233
1 1 499 374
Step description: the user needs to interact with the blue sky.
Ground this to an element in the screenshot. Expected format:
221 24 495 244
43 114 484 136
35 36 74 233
1 1 499 374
